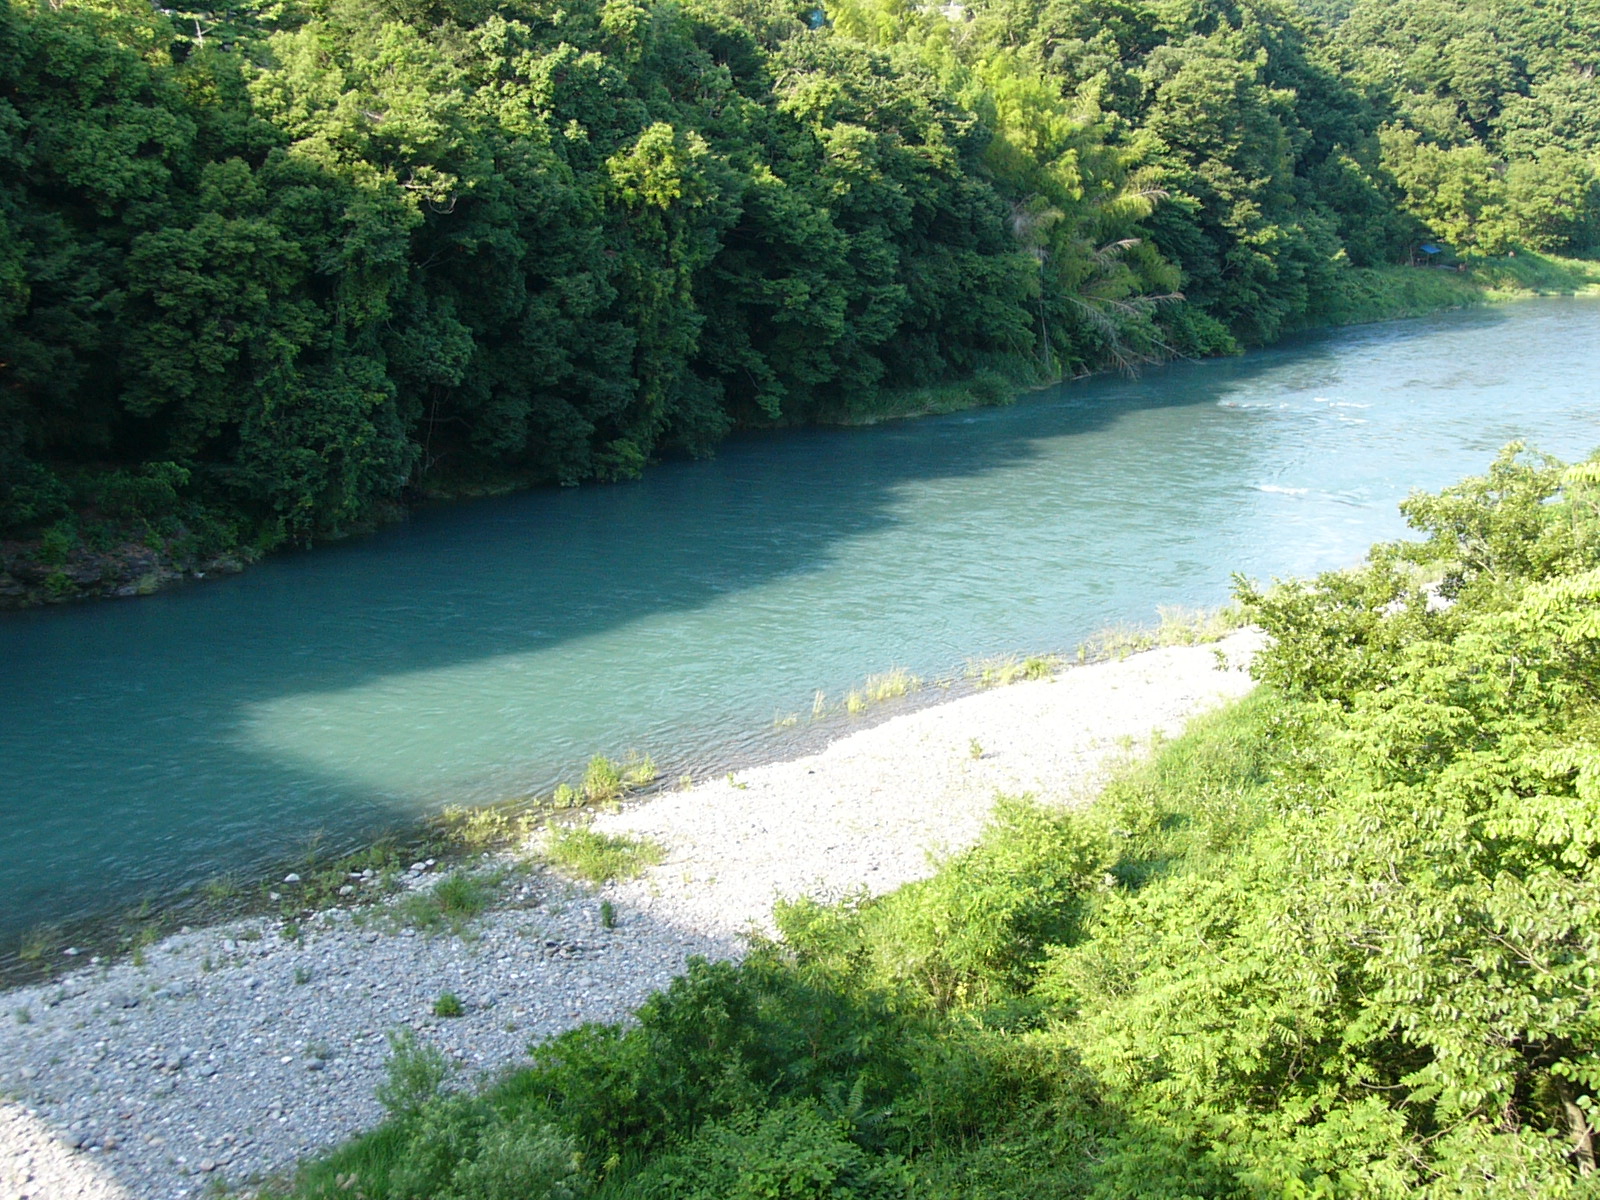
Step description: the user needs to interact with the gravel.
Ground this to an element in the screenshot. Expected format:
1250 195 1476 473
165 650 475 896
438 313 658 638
0 633 1259 1200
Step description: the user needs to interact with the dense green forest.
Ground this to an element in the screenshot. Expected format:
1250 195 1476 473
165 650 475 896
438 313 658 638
266 445 1600 1197
1 0 1597 586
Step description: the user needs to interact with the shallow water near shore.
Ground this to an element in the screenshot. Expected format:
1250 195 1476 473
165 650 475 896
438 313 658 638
4 297 1599 943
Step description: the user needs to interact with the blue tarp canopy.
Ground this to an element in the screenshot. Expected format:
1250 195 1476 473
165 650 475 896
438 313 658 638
1420 243 1442 254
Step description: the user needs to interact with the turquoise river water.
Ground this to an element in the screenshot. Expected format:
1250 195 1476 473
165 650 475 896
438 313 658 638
2 298 1598 943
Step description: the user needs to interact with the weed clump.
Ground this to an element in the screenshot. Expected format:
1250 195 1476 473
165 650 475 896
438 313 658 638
545 826 664 885
375 1029 452 1120
199 873 243 905
581 755 624 803
842 666 921 714
17 924 54 963
396 871 498 934
967 653 1062 687
575 752 658 805
865 666 919 701
433 804 536 852
1079 604 1246 661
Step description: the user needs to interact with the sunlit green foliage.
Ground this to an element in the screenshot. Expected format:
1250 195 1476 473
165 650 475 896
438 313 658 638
1337 0 1600 256
265 446 1600 1199
0 0 1056 554
6 0 1595 571
544 825 665 884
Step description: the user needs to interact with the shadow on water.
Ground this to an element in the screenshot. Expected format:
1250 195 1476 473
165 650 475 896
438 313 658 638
0 306 1526 940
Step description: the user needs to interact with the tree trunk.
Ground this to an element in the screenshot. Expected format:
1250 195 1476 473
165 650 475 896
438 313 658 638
1556 1077 1596 1175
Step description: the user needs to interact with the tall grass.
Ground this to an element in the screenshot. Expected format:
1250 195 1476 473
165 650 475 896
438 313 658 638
821 367 1031 426
843 666 921 714
1078 604 1245 661
1310 254 1600 333
1464 250 1600 296
966 652 1062 688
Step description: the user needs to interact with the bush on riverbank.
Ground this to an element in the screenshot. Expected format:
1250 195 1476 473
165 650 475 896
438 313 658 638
265 444 1600 1197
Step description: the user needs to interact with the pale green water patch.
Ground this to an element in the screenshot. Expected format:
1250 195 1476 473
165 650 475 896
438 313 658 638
3 298 1598 941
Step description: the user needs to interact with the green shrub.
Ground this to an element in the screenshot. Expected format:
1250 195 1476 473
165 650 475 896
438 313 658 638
375 1030 452 1121
593 437 647 482
522 956 917 1166
396 871 496 933
545 826 664 885
275 1069 580 1200
621 1101 910 1200
0 462 70 529
1041 446 1600 1197
37 519 76 566
968 367 1018 407
779 799 1109 1009
385 1096 489 1200
445 1120 584 1200
90 461 190 520
433 992 465 1018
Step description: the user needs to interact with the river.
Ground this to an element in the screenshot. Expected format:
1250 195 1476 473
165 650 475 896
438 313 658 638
3 297 1597 942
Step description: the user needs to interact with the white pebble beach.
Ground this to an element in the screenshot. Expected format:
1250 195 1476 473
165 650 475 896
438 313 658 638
1 631 1260 1200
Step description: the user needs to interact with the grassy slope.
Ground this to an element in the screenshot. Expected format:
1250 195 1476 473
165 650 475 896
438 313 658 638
1303 253 1600 330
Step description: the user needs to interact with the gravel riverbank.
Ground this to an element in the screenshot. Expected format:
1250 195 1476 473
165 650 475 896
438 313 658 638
1 632 1259 1200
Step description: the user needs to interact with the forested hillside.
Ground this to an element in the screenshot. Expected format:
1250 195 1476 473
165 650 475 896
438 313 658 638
1 0 1596 589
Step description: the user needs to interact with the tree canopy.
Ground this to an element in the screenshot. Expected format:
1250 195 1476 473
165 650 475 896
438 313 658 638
1 0 1595 567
